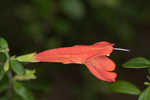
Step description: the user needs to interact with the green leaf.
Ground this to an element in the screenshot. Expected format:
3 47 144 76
13 81 34 100
10 60 25 75
123 57 150 68
138 87 150 100
109 80 141 95
4 60 9 72
16 53 37 62
0 37 8 49
14 69 36 81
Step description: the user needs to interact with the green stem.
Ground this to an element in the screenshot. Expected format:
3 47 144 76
5 51 13 100
7 70 13 100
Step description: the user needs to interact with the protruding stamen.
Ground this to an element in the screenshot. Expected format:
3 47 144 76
114 48 130 52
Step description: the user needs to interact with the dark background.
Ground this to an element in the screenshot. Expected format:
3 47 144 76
1 0 150 100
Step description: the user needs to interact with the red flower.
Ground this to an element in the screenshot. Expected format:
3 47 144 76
34 41 117 82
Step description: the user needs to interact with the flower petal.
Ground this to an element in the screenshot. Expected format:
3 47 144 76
93 41 114 47
94 56 116 71
84 56 117 82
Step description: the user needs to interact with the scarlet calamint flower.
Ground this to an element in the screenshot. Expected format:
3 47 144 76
17 41 126 82
34 41 117 82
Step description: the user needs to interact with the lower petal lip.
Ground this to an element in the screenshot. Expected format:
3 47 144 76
84 56 117 82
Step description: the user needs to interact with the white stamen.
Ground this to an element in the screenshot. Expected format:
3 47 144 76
114 48 130 52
